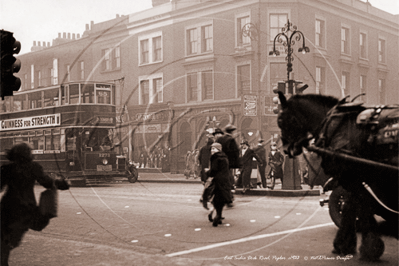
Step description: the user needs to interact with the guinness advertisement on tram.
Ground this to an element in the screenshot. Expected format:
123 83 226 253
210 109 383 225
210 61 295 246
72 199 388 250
0 82 137 186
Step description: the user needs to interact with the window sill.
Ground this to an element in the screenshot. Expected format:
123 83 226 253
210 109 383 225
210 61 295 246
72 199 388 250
139 60 163 67
100 68 121 74
182 53 216 66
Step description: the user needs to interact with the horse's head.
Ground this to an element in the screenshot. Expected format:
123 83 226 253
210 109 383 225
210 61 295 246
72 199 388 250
276 92 339 157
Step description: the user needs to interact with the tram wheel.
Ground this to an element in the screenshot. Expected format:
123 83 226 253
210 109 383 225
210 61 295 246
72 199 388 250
328 186 348 228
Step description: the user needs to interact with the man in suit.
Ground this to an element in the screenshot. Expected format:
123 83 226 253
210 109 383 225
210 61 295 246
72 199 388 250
237 140 263 194
254 139 267 188
216 125 241 188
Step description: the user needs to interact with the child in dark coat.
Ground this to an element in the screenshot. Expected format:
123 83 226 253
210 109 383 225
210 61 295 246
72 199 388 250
206 142 232 227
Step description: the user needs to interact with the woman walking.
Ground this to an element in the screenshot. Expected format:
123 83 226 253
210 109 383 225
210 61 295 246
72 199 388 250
1 143 69 266
206 142 232 227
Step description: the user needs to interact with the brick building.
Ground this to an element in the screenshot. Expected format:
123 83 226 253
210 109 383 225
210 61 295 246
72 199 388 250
11 0 399 173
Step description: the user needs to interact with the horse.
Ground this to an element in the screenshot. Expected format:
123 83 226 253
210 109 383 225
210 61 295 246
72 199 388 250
276 91 399 261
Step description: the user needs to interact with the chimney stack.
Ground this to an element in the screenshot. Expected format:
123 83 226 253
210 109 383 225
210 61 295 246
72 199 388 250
85 24 89 31
33 41 36 46
47 42 50 47
72 33 76 39
68 33 71 39
58 33 61 38
63 32 66 38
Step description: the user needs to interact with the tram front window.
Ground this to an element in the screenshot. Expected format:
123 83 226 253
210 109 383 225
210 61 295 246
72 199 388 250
83 128 111 151
96 90 110 104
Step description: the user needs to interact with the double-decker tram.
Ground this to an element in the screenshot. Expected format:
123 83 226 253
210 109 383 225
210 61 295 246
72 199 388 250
0 81 132 186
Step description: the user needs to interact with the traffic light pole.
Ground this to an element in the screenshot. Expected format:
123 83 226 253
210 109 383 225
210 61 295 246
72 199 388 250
269 20 310 190
1 30 22 99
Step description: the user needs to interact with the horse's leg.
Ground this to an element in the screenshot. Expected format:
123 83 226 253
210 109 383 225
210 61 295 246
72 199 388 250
332 192 357 255
1 239 11 266
358 195 384 261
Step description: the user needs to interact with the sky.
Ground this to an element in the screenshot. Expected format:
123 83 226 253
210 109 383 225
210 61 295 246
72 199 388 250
1 0 398 55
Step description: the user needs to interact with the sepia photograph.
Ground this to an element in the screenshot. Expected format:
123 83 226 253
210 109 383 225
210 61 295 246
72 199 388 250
1 0 398 265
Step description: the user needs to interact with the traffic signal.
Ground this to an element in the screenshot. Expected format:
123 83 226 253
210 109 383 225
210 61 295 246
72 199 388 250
272 81 285 114
1 30 21 100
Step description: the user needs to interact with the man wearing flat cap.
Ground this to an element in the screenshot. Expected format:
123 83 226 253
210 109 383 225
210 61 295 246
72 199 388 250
237 140 263 193
254 139 267 188
216 125 241 192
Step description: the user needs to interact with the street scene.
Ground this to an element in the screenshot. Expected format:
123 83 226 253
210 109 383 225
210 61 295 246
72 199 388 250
7 177 398 266
1 0 398 265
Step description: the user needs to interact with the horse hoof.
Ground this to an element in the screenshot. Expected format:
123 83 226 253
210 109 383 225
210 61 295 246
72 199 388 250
208 213 213 222
360 234 385 261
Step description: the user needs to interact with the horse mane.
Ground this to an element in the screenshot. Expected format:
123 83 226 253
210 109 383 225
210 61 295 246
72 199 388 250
289 93 339 109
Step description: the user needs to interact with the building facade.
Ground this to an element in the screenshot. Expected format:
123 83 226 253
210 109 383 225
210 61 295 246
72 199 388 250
9 0 399 173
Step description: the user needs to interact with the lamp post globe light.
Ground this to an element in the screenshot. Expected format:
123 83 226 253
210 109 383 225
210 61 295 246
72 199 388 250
269 20 310 191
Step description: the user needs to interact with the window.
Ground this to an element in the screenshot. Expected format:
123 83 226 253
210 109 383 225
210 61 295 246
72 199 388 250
24 74 28 90
316 67 325 94
202 25 213 52
139 75 163 105
69 84 80 104
315 19 325 48
52 58 58 85
44 88 60 107
237 64 251 96
153 37 162 62
81 84 94 103
65 65 70 82
13 94 27 111
79 61 84 80
360 32 367 59
187 73 197 102
342 72 350 96
31 65 34 89
202 70 213 100
152 78 163 103
378 79 385 104
102 46 121 71
187 28 198 55
38 71 42 87
378 39 386 63
115 46 121 68
341 27 350 54
96 89 111 104
186 23 213 55
28 91 43 109
140 40 149 64
103 48 111 71
139 33 162 65
270 14 288 41
140 80 149 105
237 16 250 46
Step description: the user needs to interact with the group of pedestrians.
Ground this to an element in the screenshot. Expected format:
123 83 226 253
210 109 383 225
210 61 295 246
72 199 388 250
199 124 285 227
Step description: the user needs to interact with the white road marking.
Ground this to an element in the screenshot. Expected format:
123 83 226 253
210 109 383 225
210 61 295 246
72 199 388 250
166 222 334 257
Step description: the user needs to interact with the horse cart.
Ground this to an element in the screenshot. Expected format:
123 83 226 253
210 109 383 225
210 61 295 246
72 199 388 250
276 91 398 260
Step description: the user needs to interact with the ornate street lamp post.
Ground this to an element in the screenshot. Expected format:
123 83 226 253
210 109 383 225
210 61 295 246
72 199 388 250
269 19 310 94
269 20 309 190
241 22 262 138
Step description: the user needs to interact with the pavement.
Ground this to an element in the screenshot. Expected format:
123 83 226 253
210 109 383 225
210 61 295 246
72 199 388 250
133 170 321 197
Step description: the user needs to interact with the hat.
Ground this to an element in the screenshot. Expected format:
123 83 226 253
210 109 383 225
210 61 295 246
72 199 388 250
212 128 224 135
224 124 237 133
240 140 249 146
211 142 222 151
271 142 277 147
258 139 265 143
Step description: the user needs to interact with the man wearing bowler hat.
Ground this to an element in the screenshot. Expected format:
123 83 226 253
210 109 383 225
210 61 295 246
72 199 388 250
237 140 263 193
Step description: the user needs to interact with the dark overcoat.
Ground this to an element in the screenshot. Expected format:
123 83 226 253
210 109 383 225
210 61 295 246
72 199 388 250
268 150 284 179
206 152 232 204
217 134 241 169
239 148 262 187
198 138 213 182
1 161 55 248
